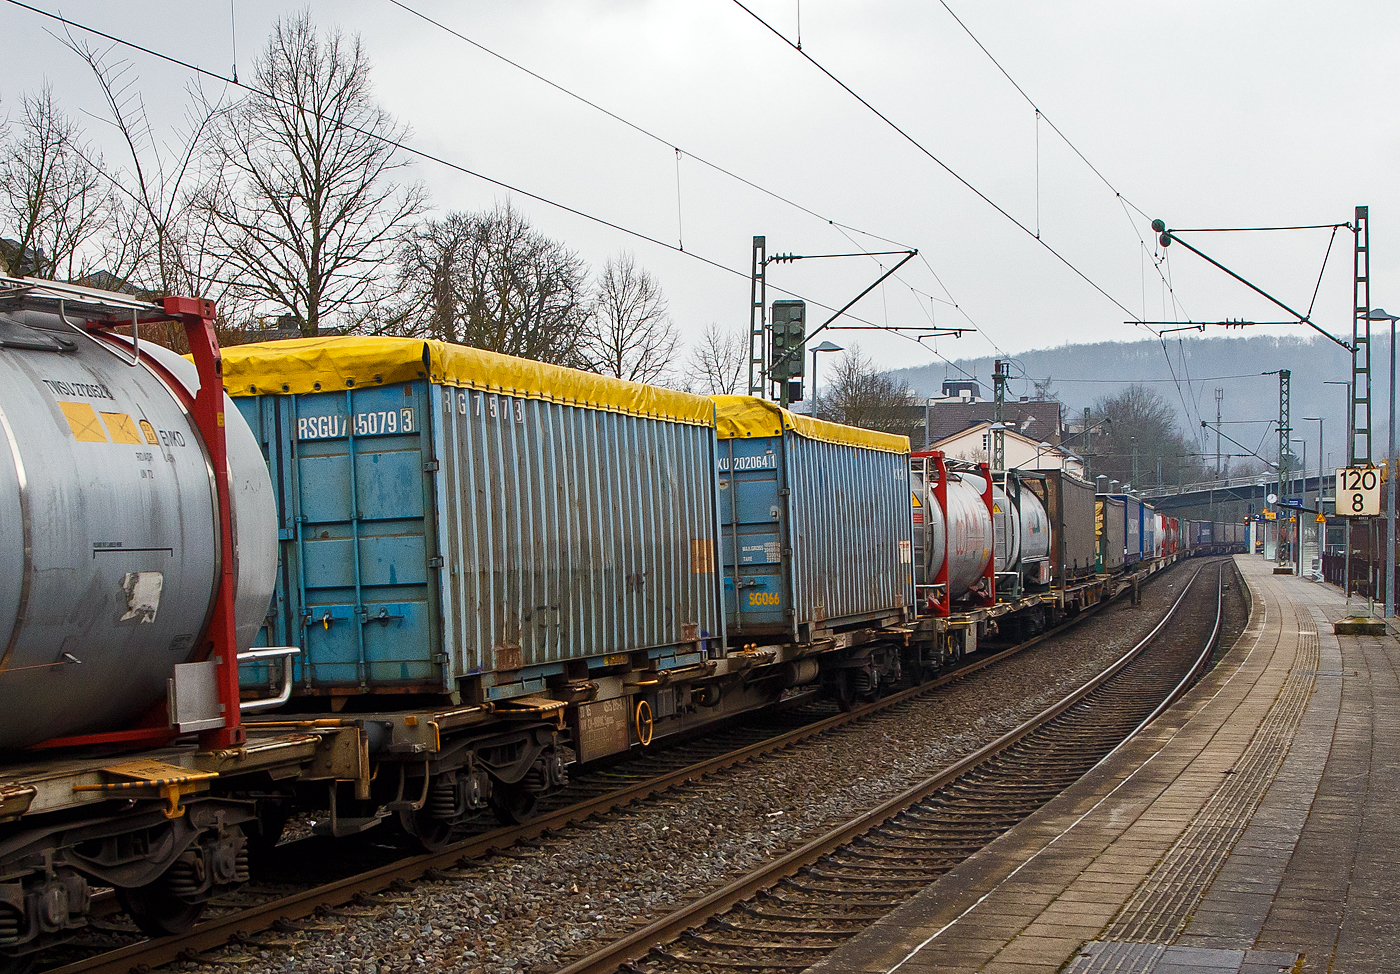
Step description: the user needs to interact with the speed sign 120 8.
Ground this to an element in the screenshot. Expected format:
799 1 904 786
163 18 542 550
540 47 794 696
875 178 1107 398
1336 466 1381 517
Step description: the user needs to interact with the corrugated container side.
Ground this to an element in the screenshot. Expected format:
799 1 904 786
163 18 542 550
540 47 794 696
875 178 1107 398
719 433 912 638
787 434 912 631
1119 496 1143 563
1043 471 1098 581
434 388 723 685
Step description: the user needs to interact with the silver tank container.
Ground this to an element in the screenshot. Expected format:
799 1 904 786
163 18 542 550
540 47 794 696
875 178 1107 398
925 470 994 598
1018 488 1051 565
0 311 276 749
992 485 1020 574
992 483 1050 581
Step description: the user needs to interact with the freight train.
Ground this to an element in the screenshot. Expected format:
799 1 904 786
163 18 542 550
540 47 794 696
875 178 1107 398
0 279 1191 967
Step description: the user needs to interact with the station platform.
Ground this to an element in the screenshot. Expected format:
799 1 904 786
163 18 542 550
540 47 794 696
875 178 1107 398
810 556 1399 974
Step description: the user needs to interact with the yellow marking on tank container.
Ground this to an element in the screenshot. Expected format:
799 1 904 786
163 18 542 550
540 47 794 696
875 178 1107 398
59 401 108 442
101 411 144 444
138 419 159 444
911 491 922 507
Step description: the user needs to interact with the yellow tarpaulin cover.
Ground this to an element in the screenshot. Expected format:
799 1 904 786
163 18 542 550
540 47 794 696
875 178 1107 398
710 395 909 454
216 337 716 426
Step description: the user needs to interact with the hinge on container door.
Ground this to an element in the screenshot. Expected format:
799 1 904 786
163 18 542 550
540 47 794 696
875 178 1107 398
428 556 444 568
423 460 439 472
779 488 791 496
432 653 448 664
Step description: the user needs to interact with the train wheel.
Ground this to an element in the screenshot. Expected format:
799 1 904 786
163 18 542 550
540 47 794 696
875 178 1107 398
399 807 458 853
490 783 539 826
833 670 857 712
116 884 206 937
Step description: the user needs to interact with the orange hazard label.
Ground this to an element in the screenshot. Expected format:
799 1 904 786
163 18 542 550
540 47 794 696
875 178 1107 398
59 401 108 442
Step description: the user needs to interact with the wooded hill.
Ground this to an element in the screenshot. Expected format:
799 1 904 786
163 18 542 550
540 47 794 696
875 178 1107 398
892 332 1376 473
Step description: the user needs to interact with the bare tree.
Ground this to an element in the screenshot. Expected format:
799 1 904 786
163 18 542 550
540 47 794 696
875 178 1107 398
817 346 922 437
0 84 110 280
392 213 472 341
1092 384 1207 488
66 40 254 347
207 13 424 336
391 201 589 364
685 322 747 395
577 251 678 383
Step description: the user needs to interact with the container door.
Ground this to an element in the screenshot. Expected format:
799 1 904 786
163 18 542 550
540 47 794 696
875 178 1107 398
289 383 440 688
718 437 790 634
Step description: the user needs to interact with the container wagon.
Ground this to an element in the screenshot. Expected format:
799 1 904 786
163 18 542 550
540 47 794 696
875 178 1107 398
230 336 734 823
712 395 913 701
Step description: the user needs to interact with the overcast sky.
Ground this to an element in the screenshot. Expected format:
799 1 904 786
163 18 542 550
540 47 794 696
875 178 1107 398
3 1 1397 375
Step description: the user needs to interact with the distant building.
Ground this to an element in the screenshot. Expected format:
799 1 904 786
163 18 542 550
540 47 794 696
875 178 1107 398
931 421 1085 478
924 394 1063 450
73 270 140 295
939 379 983 401
0 239 43 277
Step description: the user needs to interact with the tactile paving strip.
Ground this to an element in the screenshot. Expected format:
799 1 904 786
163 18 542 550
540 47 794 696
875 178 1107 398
1067 941 1299 973
1087 606 1320 951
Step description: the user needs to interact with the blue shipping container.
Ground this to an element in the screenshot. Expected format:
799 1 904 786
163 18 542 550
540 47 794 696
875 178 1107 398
227 337 725 703
712 397 913 642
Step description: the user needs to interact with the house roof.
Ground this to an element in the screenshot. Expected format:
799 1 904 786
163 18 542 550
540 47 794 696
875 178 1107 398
926 399 1062 444
932 421 1084 467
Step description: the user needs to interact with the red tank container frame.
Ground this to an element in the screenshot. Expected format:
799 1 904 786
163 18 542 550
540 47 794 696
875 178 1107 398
28 294 246 752
912 451 997 617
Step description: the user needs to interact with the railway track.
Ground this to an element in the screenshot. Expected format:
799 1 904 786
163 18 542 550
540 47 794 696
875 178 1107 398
550 560 1228 974
32 565 1188 974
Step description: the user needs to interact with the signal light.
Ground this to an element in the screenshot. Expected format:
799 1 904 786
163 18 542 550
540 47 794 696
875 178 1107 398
770 300 807 383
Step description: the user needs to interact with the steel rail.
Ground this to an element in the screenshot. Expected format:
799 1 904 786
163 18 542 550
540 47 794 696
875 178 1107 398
39 569 1167 974
548 562 1219 974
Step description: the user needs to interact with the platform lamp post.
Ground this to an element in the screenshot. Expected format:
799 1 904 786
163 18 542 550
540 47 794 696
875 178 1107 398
1016 440 1054 470
1304 417 1323 575
1292 438 1307 576
1367 308 1398 617
810 340 842 423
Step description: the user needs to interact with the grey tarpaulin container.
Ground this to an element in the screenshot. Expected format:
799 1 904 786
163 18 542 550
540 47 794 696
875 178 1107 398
1111 494 1144 564
227 336 725 703
1031 469 1098 583
712 396 913 642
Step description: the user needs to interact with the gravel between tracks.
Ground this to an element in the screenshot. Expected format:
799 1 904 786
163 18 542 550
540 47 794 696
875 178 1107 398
181 558 1245 974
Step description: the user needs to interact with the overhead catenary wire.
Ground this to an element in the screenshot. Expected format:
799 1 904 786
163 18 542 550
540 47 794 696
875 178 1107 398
386 0 992 364
7 0 930 345
382 0 917 254
932 0 1152 223
727 0 1144 324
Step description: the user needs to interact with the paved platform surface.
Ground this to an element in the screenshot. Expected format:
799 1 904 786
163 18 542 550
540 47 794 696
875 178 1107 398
810 555 1400 974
